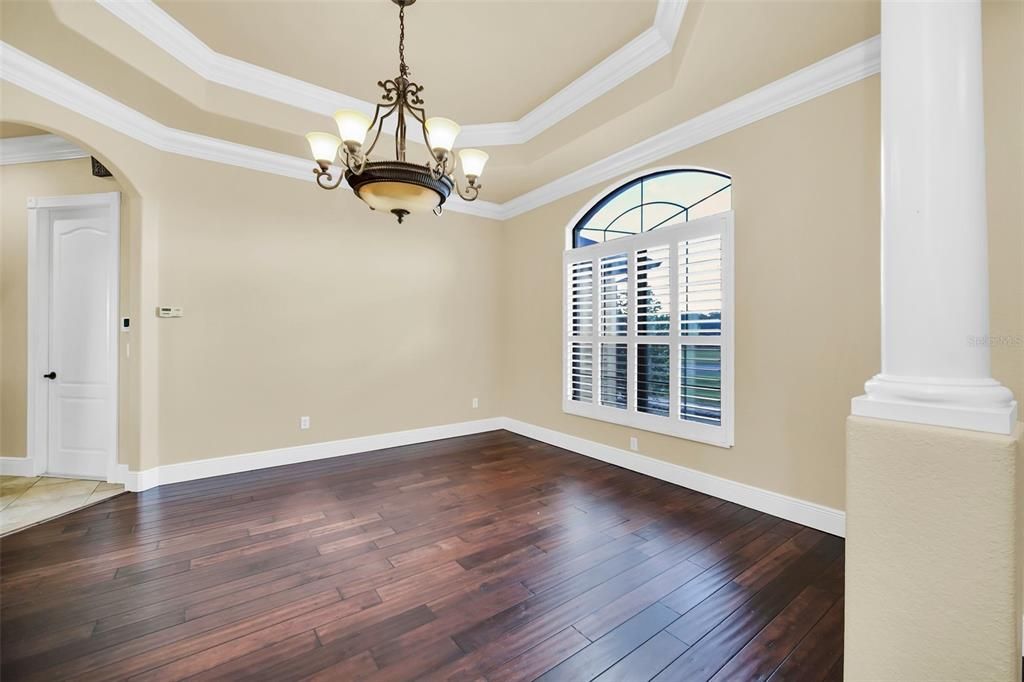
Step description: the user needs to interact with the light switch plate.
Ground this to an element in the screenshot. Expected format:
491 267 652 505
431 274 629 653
156 306 184 318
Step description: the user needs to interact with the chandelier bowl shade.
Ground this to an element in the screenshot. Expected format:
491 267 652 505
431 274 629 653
346 160 454 222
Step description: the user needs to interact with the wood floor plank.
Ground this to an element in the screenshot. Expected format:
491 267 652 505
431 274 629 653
593 629 691 682
536 602 680 681
0 430 845 682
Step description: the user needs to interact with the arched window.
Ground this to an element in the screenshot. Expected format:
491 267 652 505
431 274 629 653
563 167 734 447
572 169 731 248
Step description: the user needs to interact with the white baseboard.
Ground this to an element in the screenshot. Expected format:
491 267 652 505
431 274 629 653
0 456 38 477
498 418 846 537
112 418 506 493
104 415 844 537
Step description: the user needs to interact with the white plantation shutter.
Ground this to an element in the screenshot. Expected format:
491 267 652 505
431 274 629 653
567 261 594 403
563 211 734 447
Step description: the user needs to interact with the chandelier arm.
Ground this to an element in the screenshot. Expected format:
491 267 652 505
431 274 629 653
454 177 480 202
342 147 368 176
362 101 400 159
314 168 345 190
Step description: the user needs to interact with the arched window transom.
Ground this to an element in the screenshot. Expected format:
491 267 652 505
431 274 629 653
573 169 732 248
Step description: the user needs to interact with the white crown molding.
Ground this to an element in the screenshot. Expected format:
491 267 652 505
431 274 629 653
0 40 506 218
0 134 88 165
0 35 879 222
95 0 688 148
500 35 881 219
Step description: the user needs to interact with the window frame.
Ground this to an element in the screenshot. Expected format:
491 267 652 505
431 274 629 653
562 210 735 448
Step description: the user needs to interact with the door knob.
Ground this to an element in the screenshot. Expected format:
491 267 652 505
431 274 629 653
43 371 56 380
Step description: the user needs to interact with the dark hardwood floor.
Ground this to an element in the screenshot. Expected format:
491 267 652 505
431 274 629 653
0 430 844 681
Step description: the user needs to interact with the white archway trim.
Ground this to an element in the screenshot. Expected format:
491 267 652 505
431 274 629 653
0 134 88 165
0 35 879 221
96 0 688 148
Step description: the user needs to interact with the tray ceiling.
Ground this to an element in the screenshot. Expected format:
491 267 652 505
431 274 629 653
154 0 659 125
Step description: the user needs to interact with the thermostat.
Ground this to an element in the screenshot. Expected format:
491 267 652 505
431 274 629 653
157 306 184 318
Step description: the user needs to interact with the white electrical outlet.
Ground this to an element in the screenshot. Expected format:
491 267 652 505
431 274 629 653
300 416 310 430
472 397 479 409
629 436 638 451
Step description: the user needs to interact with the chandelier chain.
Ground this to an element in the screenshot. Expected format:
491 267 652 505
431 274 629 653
398 5 409 78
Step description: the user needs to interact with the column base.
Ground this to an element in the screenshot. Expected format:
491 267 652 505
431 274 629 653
852 374 1018 435
845 416 1022 681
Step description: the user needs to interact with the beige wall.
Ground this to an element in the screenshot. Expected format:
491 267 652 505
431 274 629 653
151 157 502 465
1 85 502 471
985 0 1024 410
0 158 122 458
500 79 882 511
497 0 1023 513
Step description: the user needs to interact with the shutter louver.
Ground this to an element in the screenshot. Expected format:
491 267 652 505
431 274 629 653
568 342 593 403
637 343 670 416
600 254 629 336
600 343 628 409
679 235 722 336
681 345 722 425
636 245 671 336
568 260 593 337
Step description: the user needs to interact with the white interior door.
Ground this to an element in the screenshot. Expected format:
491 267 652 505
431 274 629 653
29 193 119 479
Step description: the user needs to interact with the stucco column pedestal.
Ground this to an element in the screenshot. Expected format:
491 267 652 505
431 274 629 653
845 416 1022 680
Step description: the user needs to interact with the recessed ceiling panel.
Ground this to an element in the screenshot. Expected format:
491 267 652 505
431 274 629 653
155 0 658 125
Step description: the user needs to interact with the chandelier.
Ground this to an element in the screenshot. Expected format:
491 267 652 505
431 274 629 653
305 0 489 223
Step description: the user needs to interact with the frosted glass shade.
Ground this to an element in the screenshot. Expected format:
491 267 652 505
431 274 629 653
459 149 489 179
333 109 372 146
425 117 461 152
357 182 442 215
306 132 341 162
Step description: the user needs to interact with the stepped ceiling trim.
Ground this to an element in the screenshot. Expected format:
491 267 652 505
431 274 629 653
95 0 688 148
0 35 880 221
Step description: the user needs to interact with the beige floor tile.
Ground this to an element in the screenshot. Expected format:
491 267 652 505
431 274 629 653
0 478 125 536
1 495 89 534
0 476 39 496
14 480 99 503
0 494 25 512
34 476 83 487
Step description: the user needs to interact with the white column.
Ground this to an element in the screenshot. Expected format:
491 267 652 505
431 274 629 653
851 0 1017 434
